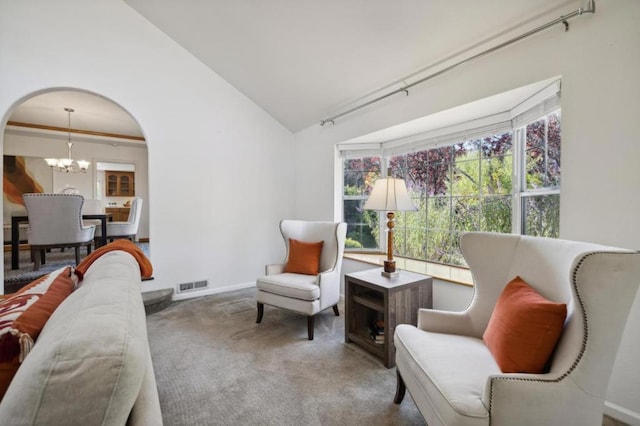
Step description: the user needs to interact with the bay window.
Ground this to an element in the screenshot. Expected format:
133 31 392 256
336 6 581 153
340 91 561 268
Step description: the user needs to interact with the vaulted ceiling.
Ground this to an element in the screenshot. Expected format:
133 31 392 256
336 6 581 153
7 0 574 136
123 0 572 132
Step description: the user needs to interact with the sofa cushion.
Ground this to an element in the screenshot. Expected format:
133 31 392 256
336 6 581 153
284 238 323 275
0 266 75 399
395 324 500 421
0 251 149 424
483 276 567 373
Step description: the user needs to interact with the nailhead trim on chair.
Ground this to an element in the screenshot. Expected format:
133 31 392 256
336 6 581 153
23 193 86 226
487 250 640 415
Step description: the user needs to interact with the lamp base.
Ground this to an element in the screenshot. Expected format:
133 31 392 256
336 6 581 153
381 270 400 278
382 260 399 278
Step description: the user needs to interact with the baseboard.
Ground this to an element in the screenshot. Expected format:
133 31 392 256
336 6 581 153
171 281 256 301
604 401 640 426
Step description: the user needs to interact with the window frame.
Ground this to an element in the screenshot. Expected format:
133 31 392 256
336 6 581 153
338 89 561 266
514 110 561 236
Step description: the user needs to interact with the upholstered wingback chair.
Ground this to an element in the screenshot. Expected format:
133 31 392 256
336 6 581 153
23 193 96 270
95 197 143 243
256 220 347 340
393 232 640 426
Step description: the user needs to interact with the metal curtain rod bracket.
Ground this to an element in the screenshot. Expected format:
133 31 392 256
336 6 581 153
319 0 595 127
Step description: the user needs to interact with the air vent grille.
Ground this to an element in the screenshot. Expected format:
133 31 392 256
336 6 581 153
177 280 209 293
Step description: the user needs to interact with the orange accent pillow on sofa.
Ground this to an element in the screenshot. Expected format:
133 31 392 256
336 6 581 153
483 276 567 373
284 239 324 275
0 267 75 399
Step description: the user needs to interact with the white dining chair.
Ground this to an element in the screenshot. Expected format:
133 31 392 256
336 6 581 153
22 193 95 271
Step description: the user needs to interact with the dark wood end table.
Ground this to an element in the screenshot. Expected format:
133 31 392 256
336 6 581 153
345 268 433 368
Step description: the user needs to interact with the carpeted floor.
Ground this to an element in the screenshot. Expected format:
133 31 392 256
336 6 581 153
147 288 629 426
146 288 425 426
3 243 150 293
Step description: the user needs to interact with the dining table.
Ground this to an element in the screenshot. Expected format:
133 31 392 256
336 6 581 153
11 213 112 270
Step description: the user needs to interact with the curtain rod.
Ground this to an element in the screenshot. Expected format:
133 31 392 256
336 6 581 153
320 0 595 127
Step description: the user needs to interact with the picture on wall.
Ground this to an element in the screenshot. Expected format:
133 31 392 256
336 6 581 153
3 155 53 223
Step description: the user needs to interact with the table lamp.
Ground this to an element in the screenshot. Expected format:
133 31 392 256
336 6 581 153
363 171 417 277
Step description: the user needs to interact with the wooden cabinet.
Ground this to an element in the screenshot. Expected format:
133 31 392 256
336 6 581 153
105 207 130 222
106 171 135 197
345 268 432 368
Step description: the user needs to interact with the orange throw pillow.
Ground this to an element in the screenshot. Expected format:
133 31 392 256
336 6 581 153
0 267 75 399
284 238 324 275
483 276 567 373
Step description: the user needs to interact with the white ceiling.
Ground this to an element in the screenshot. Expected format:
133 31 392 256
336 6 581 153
123 0 572 132
8 90 143 139
6 0 574 136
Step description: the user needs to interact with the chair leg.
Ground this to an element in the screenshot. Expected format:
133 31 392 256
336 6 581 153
256 302 264 323
87 242 92 255
40 249 46 265
33 249 41 271
394 369 406 404
332 304 340 316
75 246 81 265
307 316 314 340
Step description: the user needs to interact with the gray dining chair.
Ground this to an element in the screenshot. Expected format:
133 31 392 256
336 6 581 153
23 193 95 271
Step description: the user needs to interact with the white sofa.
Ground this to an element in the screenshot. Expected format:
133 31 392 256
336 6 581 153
394 232 640 426
0 251 162 425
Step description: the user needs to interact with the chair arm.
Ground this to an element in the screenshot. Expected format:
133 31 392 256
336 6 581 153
316 267 338 286
483 372 585 425
265 263 285 275
316 267 340 309
417 308 478 337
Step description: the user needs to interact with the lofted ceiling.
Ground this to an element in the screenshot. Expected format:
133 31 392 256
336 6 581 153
6 1 574 136
123 0 573 132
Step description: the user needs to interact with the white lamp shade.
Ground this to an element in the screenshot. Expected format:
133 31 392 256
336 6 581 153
363 177 417 212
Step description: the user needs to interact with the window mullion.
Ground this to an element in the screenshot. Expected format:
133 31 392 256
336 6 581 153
513 127 524 235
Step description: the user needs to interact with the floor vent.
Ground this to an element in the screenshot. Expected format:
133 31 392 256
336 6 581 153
177 280 209 293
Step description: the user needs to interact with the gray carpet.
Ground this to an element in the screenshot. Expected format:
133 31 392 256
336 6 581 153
146 288 425 426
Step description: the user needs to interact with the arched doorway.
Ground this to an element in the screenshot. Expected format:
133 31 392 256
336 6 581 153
2 89 149 292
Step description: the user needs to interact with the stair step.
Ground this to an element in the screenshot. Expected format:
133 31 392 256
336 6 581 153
142 288 174 315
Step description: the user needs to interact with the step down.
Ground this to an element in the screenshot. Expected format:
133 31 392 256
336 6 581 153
142 288 174 315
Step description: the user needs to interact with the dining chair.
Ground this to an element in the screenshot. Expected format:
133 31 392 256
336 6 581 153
94 197 143 243
22 193 96 271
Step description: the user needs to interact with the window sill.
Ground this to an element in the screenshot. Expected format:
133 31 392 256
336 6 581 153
343 252 474 287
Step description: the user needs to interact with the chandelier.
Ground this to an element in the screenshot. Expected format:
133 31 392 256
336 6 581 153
44 107 90 173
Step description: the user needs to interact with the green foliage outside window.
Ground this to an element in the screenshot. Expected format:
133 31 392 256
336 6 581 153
342 111 560 266
343 157 381 249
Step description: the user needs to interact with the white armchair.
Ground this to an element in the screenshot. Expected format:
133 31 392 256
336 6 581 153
256 220 347 340
23 193 95 271
394 232 640 426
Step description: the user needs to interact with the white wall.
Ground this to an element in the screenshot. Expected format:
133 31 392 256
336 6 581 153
0 1 294 299
3 130 151 239
294 0 640 422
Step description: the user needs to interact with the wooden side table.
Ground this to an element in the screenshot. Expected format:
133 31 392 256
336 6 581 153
345 268 433 368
